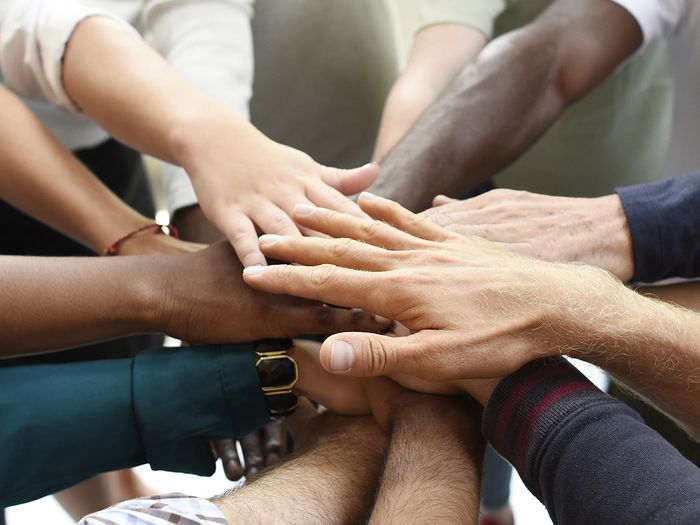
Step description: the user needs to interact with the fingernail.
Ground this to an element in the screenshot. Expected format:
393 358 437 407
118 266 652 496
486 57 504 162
243 265 267 276
259 234 282 246
360 191 377 201
294 204 317 216
373 313 391 324
330 340 353 372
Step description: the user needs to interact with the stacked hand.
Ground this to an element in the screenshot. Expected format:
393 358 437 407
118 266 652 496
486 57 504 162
243 193 621 383
424 189 635 281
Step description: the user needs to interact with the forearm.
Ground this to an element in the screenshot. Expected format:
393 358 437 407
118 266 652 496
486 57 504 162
483 359 700 524
372 24 485 161
370 0 641 211
565 280 700 440
0 87 152 253
62 16 264 172
0 256 161 356
638 282 700 313
215 413 386 524
368 396 484 525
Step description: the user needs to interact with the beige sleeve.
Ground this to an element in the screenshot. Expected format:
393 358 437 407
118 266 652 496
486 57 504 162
398 0 508 38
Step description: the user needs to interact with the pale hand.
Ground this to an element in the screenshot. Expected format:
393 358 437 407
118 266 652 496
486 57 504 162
424 190 634 281
243 194 620 382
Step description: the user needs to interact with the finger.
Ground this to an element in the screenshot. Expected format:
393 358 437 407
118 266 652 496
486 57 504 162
321 330 528 381
320 162 379 195
432 195 458 206
240 431 265 477
222 214 267 267
274 303 392 336
262 420 287 467
358 192 455 242
318 330 451 379
253 204 303 238
306 182 368 219
258 234 397 271
213 439 244 481
243 264 390 314
292 204 423 250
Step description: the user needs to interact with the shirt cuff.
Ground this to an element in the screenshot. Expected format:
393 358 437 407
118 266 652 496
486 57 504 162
617 171 700 282
133 345 269 476
482 358 612 500
1 0 139 111
79 494 227 525
411 0 507 38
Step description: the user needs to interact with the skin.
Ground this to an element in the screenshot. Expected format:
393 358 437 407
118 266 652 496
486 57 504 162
61 16 378 267
0 241 388 357
243 194 700 441
372 23 486 161
215 389 483 525
0 84 190 256
366 0 643 211
424 190 635 281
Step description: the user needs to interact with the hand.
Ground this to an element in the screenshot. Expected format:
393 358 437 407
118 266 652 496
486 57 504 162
424 190 634 281
243 194 619 382
152 241 391 343
213 420 287 481
175 120 379 267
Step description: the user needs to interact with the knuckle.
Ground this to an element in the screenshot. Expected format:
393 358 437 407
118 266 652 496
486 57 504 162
360 219 386 239
365 338 391 375
310 264 336 286
330 238 354 258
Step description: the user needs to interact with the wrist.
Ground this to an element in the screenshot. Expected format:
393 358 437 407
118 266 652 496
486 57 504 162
166 104 266 174
592 194 635 281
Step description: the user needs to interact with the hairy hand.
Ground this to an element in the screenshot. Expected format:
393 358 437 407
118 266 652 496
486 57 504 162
424 190 634 281
178 122 379 267
243 194 618 381
154 241 390 343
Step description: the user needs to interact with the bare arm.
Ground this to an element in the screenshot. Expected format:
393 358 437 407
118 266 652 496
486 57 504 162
0 85 167 255
214 407 386 525
373 23 486 161
369 396 484 525
61 16 377 267
369 0 643 210
0 243 386 357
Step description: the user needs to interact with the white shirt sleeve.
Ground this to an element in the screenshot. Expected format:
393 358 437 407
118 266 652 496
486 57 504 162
609 0 689 46
0 0 139 111
142 0 255 213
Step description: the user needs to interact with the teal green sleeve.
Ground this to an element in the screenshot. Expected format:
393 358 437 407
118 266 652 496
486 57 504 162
0 344 269 507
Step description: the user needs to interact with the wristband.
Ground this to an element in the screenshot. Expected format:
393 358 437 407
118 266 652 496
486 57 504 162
102 223 179 256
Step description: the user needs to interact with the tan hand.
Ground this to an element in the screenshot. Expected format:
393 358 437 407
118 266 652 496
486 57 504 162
425 190 634 281
243 194 615 381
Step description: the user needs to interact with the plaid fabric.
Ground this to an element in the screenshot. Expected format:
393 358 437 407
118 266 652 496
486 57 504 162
78 493 228 525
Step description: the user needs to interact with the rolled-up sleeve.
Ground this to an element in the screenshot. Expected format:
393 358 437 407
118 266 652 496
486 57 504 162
0 0 139 111
142 0 255 213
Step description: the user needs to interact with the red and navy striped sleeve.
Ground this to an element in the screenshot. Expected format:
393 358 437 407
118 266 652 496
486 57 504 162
616 171 700 283
483 358 700 524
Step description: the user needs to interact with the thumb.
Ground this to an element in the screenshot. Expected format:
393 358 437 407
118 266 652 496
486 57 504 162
432 194 458 207
321 162 380 196
320 331 434 378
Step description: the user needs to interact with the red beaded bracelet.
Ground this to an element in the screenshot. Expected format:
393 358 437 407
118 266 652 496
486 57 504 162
102 223 179 256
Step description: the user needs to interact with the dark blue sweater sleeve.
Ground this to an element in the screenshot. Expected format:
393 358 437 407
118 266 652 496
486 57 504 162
0 344 269 507
616 171 700 282
483 359 700 525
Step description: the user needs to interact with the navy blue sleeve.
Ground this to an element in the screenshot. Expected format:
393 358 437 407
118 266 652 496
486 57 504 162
616 171 700 282
483 359 700 525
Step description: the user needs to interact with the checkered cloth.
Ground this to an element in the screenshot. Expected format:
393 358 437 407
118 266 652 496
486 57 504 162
78 493 228 525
